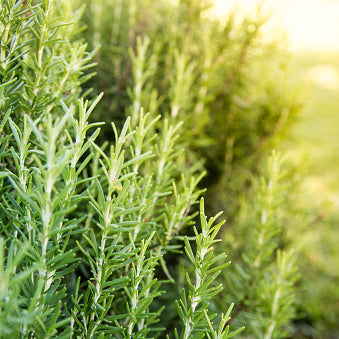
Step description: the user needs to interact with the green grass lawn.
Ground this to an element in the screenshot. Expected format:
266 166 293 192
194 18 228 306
283 51 339 336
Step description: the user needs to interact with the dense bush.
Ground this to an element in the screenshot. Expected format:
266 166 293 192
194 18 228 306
80 0 301 216
80 1 303 334
0 0 301 338
218 152 299 338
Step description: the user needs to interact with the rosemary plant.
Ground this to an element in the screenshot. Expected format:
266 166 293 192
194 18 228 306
175 198 245 339
0 1 243 337
80 0 302 217
219 153 299 338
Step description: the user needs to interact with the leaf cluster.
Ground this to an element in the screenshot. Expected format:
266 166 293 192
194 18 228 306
0 1 242 338
79 0 302 216
218 152 299 338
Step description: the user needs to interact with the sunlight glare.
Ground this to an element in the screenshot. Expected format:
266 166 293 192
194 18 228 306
211 0 339 52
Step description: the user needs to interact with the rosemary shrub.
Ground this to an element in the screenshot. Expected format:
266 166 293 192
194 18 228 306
75 1 302 335
0 1 245 337
219 152 299 338
80 0 302 217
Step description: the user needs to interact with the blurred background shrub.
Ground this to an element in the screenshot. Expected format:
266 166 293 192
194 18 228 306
79 0 302 217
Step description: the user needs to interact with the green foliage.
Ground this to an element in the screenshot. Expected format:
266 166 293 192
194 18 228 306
0 1 246 337
74 1 302 336
0 0 307 338
80 0 301 216
174 198 245 339
282 52 339 338
219 153 299 338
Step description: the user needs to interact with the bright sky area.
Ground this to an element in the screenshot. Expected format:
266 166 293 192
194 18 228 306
212 0 339 52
